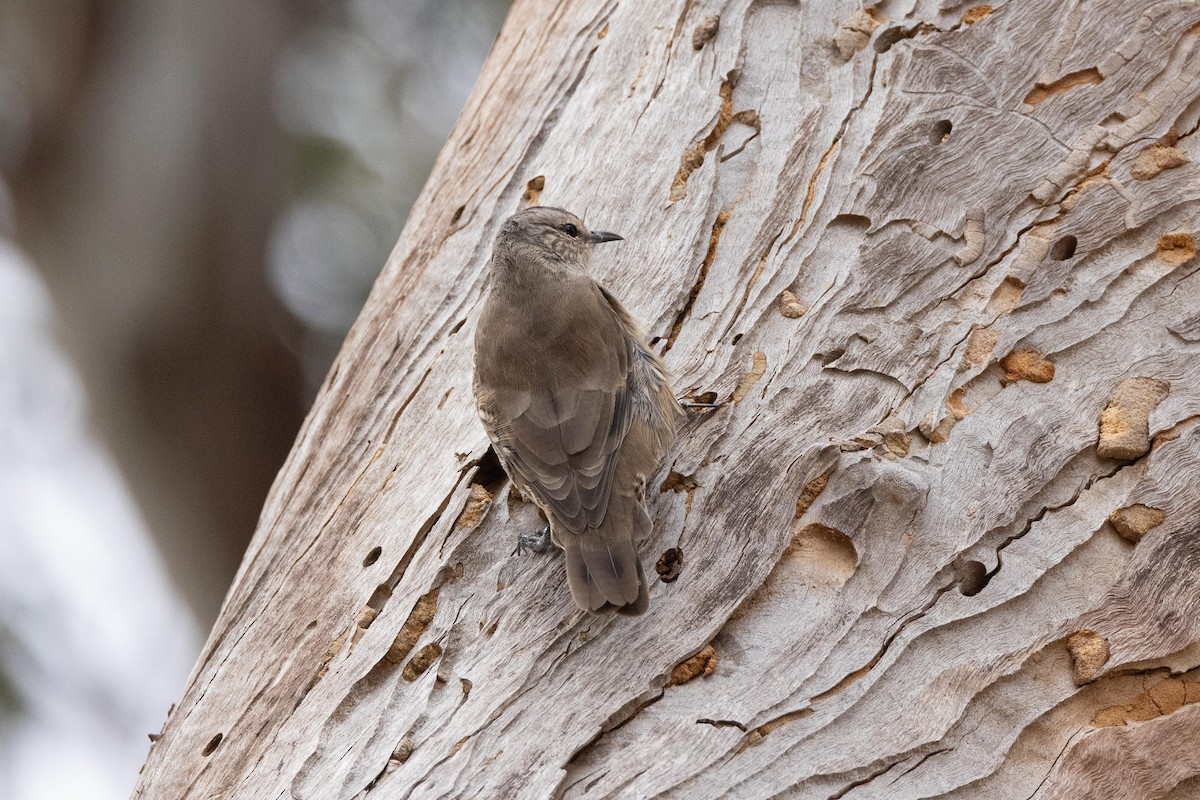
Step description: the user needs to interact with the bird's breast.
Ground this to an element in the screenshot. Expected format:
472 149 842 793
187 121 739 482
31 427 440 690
476 279 624 390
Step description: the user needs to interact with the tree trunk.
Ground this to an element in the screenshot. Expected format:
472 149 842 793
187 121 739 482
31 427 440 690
134 1 1200 797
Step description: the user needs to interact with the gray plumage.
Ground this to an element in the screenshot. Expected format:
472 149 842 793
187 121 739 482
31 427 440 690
472 207 685 615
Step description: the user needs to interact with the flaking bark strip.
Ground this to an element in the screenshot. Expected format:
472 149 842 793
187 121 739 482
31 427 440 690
778 289 806 318
692 15 719 50
732 352 767 403
403 642 443 682
1092 672 1200 726
670 75 737 201
832 8 882 60
961 328 999 369
1097 378 1170 459
1000 349 1054 384
953 207 985 266
669 644 716 685
1067 631 1110 685
1157 232 1195 266
794 472 829 520
664 210 731 351
1109 504 1165 543
387 589 440 665
962 6 993 24
1131 131 1189 180
454 484 493 529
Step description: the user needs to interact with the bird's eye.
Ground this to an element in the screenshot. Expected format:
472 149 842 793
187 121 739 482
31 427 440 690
560 223 579 237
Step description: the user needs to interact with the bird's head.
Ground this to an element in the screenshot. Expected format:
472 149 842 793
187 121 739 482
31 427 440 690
495 206 623 269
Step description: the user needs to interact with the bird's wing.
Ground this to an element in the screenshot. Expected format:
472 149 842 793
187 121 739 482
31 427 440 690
597 285 686 457
508 373 632 532
474 290 633 533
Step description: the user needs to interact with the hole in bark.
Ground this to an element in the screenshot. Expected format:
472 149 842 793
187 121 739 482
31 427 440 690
788 524 857 587
691 390 718 404
650 336 662 345
656 548 684 582
475 448 509 494
1050 235 1077 260
818 347 845 366
202 733 223 756
365 584 392 612
363 546 382 567
450 205 465 225
523 175 545 207
731 333 743 345
660 472 698 493
830 213 872 229
957 560 989 596
448 318 465 336
930 119 952 144
874 26 909 52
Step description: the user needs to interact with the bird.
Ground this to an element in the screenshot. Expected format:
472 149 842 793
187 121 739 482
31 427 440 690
472 206 685 615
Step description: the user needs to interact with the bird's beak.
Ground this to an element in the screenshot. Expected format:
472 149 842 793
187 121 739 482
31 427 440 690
587 230 624 244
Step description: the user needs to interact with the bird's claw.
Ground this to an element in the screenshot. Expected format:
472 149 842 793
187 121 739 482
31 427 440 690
513 524 552 556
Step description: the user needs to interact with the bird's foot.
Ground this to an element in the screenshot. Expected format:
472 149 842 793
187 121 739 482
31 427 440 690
513 524 552 556
681 401 723 409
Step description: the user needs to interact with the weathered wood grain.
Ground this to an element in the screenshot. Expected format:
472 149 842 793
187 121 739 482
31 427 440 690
134 1 1200 798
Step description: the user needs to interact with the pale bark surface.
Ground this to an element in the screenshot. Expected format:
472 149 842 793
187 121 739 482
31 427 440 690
134 1 1200 798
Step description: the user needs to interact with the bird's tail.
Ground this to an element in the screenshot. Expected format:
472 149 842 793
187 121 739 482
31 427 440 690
557 492 650 616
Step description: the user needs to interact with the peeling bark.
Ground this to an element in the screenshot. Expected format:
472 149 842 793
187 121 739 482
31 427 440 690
134 1 1200 798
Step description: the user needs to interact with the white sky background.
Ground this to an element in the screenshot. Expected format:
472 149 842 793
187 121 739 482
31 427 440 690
0 239 200 800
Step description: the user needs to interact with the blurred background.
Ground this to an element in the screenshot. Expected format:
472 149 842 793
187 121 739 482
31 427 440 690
0 1 510 797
